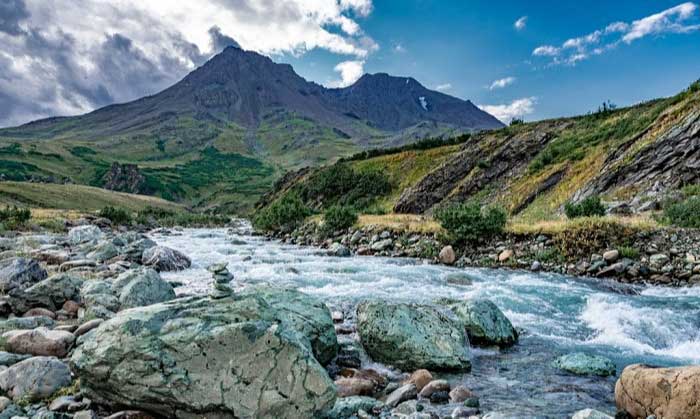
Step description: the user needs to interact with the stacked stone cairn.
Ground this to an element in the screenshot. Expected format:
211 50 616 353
208 262 234 299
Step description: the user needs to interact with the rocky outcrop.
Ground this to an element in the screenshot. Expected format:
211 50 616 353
449 299 518 347
615 364 700 419
71 288 337 418
102 162 149 195
356 301 470 371
141 246 191 272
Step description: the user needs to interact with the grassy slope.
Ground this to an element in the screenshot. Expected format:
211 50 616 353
0 182 183 212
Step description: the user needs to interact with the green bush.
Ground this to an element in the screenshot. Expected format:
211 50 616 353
99 206 132 225
554 218 631 258
135 206 229 227
435 203 507 245
664 197 700 228
619 246 640 260
0 206 31 229
564 196 606 218
253 192 311 233
322 205 357 235
298 164 391 210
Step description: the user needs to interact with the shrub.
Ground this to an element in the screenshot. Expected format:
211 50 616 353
322 205 357 235
564 196 606 218
435 203 507 245
0 206 31 229
253 192 311 233
554 218 632 258
298 164 391 210
618 246 640 260
664 196 700 228
134 206 229 228
99 206 132 225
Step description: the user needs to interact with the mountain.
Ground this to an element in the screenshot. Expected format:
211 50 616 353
258 81 700 222
0 46 502 212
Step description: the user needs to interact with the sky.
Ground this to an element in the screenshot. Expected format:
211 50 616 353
0 0 699 127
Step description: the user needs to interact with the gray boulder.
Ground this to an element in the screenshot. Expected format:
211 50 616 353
0 316 54 335
449 299 518 346
141 246 191 272
552 353 616 377
0 258 47 294
0 356 72 402
3 328 75 357
68 225 103 245
113 268 175 309
86 241 119 263
324 396 383 418
71 288 336 418
9 274 82 313
357 301 470 371
80 280 120 313
0 352 30 367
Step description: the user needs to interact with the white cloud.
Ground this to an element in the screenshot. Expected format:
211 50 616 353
533 2 700 65
393 43 406 53
514 16 527 30
435 83 452 91
0 0 378 126
328 60 365 88
489 76 516 90
479 97 536 123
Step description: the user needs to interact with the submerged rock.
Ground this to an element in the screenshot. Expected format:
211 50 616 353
615 364 700 419
449 299 518 346
141 246 191 272
356 301 470 371
553 353 616 377
71 287 337 418
571 409 613 419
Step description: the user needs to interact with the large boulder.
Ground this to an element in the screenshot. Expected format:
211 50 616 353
0 356 72 402
0 258 47 294
71 288 337 418
141 246 191 272
80 280 120 313
356 301 470 371
113 268 175 309
3 327 75 357
0 316 54 335
68 225 103 245
615 364 700 419
87 241 119 262
9 274 83 313
449 299 518 346
553 353 615 377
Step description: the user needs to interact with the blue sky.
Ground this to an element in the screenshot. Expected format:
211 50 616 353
284 0 700 122
1 0 699 126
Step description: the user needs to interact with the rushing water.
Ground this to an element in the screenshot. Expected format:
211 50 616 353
152 227 700 418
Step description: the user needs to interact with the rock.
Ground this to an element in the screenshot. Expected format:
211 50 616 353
114 268 175 309
0 356 71 402
71 288 336 418
87 242 119 263
0 316 54 335
430 390 450 404
571 409 613 419
0 258 47 294
531 261 542 271
3 327 75 358
615 364 700 419
445 273 473 286
335 377 375 397
59 260 96 273
0 352 30 367
449 299 518 346
418 379 450 399
207 263 234 299
328 243 351 257
68 225 103 245
392 399 419 415
72 411 99 419
9 274 82 313
553 353 616 377
603 250 620 263
141 246 191 272
385 383 418 408
62 301 80 316
324 396 383 419
357 301 470 371
104 411 155 419
649 253 670 266
405 369 433 392
370 239 393 252
498 249 514 262
74 319 103 337
23 307 55 319
449 386 475 403
49 395 78 412
451 406 480 418
439 246 456 265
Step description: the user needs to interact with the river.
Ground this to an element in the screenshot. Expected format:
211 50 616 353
151 227 700 418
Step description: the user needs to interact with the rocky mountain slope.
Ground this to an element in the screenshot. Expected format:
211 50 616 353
260 81 700 222
0 47 501 212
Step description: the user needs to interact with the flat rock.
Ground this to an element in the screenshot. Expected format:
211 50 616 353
385 383 417 408
0 356 71 402
553 353 615 377
114 268 175 309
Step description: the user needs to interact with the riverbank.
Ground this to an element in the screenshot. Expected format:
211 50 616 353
269 214 700 287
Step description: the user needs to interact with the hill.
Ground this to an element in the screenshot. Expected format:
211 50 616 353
258 80 700 223
0 46 502 213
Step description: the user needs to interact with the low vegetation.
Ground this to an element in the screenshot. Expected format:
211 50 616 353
564 196 606 219
321 205 358 235
253 192 310 233
98 206 132 225
0 206 31 229
341 133 471 162
298 163 392 210
663 196 700 228
554 218 634 258
435 203 507 245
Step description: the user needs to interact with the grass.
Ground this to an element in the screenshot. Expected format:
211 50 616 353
508 214 657 236
357 214 443 234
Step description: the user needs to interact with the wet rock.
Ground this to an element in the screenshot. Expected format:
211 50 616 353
104 411 155 419
445 273 473 286
68 225 103 245
449 386 475 403
0 356 71 402
406 369 433 392
429 390 450 404
71 288 336 418
449 299 518 346
439 246 456 265
113 268 175 309
324 396 383 419
3 327 75 358
357 301 471 371
615 364 700 419
72 411 99 419
0 316 54 335
141 246 191 272
385 383 418 408
571 409 613 419
0 258 47 294
418 379 450 399
328 243 351 257
553 353 616 377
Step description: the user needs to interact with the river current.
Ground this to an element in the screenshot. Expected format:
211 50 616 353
151 227 700 418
